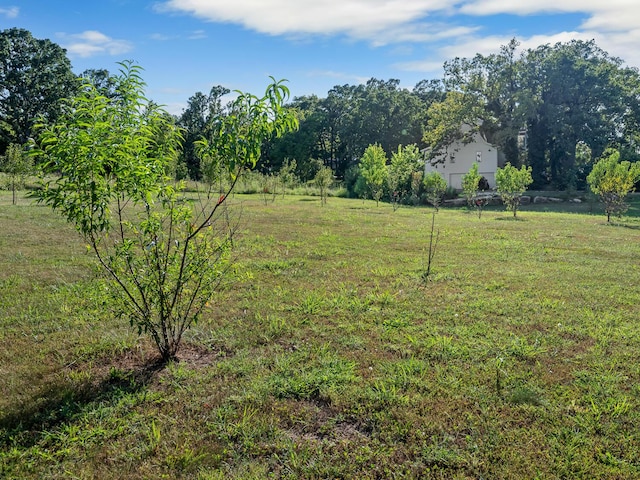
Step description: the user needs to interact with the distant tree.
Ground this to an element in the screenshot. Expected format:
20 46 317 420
80 69 118 98
422 91 485 166
196 134 228 198
1 143 32 204
442 39 524 166
0 28 77 153
387 144 423 210
264 95 331 179
461 162 489 218
178 85 230 179
278 158 298 197
587 148 640 222
358 144 388 206
521 40 637 189
423 171 447 211
314 165 333 205
409 170 423 205
33 62 298 362
495 163 533 217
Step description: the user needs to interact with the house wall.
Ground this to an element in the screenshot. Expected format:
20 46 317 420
425 134 498 190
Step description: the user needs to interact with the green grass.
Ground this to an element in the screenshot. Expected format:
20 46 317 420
2 189 640 478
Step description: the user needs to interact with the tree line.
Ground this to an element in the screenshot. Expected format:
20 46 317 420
260 39 640 191
3 28 640 192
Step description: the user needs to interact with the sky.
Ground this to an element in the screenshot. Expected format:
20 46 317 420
3 1 640 115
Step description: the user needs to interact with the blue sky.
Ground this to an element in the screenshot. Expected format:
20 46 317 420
3 1 640 115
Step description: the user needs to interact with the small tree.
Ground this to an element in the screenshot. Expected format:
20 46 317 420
387 144 423 211
34 62 298 362
358 144 388 206
462 162 488 218
259 170 278 205
197 140 229 199
495 163 533 218
423 171 447 211
278 158 297 197
587 148 640 222
409 170 423 205
314 164 333 205
1 142 32 204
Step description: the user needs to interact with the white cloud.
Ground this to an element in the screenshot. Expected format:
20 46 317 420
188 29 207 40
0 6 18 18
150 33 174 41
155 0 640 74
60 30 133 58
395 28 640 78
156 0 453 44
458 0 640 33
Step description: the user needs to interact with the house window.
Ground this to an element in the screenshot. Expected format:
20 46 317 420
476 151 482 162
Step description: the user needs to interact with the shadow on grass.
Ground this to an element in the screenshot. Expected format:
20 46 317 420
0 358 165 449
606 221 640 230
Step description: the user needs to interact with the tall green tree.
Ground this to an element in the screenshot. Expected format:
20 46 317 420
80 69 118 98
263 95 329 180
423 91 484 164
177 85 230 179
450 40 524 161
0 28 77 153
521 40 635 188
264 77 438 179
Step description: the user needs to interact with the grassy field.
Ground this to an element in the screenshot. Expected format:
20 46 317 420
1 190 640 479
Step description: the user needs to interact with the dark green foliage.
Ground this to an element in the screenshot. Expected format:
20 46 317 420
264 78 436 179
177 85 230 180
0 28 77 154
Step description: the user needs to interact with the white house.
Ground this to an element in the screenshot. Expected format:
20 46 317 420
424 128 501 190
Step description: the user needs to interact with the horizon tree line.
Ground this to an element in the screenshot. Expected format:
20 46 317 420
3 27 640 191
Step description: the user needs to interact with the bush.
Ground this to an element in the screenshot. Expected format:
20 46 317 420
33 63 298 362
587 148 640 222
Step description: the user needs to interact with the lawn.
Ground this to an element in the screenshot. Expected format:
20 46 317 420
1 190 640 479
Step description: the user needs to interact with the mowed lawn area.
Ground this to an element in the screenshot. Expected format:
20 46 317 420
1 191 640 479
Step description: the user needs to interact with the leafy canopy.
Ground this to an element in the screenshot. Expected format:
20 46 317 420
422 171 447 211
495 162 533 217
0 28 77 152
33 62 298 361
587 148 640 222
358 143 388 205
387 144 423 209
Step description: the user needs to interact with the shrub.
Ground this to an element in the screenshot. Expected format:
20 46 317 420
33 63 298 361
495 163 533 218
587 148 640 222
423 171 447 211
